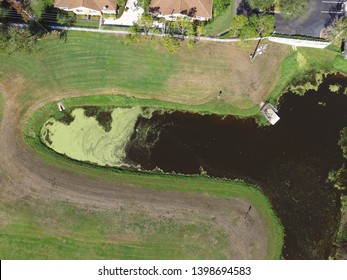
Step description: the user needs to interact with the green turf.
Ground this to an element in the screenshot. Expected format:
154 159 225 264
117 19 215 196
0 92 3 122
0 31 265 118
1 32 176 92
0 32 176 103
0 198 231 260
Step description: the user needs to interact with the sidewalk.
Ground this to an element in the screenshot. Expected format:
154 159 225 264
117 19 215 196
103 0 144 26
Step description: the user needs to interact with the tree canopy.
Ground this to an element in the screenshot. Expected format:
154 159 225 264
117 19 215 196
339 127 347 159
230 15 249 36
161 35 180 53
138 14 154 34
174 17 193 39
248 0 275 11
239 24 258 40
231 14 274 38
250 14 275 36
279 0 309 18
325 18 347 42
0 26 36 55
213 0 232 17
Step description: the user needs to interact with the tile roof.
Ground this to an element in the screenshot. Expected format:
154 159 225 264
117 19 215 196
54 0 117 11
149 0 212 18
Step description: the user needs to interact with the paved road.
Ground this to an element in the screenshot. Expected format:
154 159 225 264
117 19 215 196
275 0 345 38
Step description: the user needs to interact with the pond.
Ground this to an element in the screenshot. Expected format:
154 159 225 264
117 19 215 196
41 74 347 259
125 74 347 259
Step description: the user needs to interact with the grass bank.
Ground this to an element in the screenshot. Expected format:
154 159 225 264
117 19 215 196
267 47 347 104
19 97 284 260
62 94 258 116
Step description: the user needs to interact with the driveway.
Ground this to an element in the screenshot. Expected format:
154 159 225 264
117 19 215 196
275 0 345 37
103 0 144 26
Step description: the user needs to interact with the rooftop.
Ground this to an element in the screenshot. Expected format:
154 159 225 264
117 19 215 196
148 0 213 19
54 0 117 11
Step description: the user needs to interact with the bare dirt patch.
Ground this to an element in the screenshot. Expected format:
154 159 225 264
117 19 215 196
165 42 291 105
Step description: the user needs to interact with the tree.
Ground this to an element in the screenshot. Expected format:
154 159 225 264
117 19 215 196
196 25 205 38
279 0 309 18
325 18 347 42
213 0 232 17
185 23 195 49
124 25 142 44
248 0 275 11
250 14 275 36
230 15 249 37
328 164 347 190
0 26 36 55
139 0 151 10
161 35 180 53
138 13 154 34
339 127 347 159
239 24 258 40
174 17 192 40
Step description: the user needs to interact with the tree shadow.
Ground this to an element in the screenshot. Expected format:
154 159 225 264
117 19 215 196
324 2 344 28
0 1 24 24
236 0 257 16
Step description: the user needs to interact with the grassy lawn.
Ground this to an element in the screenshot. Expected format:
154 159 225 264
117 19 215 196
74 18 100 28
0 92 3 122
205 2 235 36
0 31 289 117
29 0 53 17
0 198 236 259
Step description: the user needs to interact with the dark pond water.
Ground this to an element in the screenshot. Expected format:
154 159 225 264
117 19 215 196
125 74 347 259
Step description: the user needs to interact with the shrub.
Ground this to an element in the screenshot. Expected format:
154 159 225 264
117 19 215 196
213 0 231 18
161 35 180 54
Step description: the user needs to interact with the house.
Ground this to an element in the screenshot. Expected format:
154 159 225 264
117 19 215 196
54 0 117 16
148 0 213 21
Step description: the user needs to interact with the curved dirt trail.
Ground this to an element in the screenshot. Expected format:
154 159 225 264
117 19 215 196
0 84 269 259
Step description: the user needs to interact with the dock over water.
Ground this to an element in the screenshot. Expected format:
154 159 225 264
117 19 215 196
260 102 280 125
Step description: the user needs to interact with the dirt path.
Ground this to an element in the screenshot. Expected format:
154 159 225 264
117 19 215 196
0 82 270 259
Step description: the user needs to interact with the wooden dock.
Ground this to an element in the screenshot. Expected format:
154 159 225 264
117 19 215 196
260 102 280 125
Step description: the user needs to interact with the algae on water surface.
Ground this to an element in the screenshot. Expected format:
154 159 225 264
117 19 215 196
40 107 143 167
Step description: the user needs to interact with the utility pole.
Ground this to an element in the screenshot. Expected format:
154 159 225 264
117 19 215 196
5 0 48 33
5 0 33 22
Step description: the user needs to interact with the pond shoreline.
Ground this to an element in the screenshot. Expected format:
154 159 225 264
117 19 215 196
26 73 347 259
